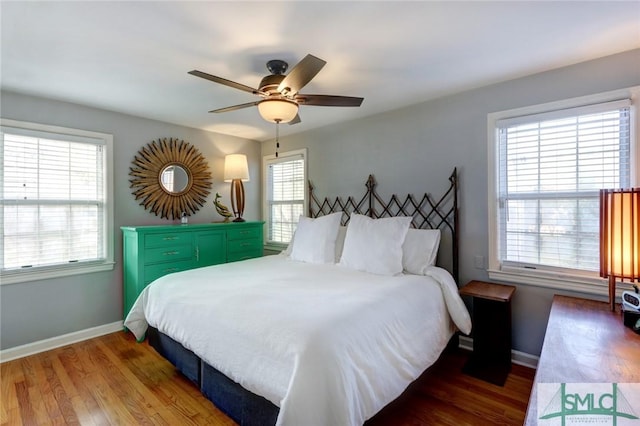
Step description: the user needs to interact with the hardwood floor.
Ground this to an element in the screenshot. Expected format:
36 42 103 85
1 331 534 425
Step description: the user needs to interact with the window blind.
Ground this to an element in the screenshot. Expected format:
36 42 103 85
266 154 305 244
497 100 631 273
1 130 107 271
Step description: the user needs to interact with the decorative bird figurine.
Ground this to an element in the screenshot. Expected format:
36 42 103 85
214 193 233 222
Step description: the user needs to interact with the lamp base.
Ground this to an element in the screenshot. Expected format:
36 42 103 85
230 179 246 225
609 275 616 312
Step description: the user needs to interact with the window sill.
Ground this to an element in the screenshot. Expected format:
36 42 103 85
487 268 636 297
1 261 115 285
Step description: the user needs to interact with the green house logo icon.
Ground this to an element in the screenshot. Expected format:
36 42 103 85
540 383 639 425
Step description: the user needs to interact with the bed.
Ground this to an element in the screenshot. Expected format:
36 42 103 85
124 168 471 426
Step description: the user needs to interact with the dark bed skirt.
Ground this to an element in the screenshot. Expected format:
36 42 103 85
146 327 279 426
146 327 458 425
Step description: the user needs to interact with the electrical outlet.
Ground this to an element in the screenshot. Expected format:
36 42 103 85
474 255 484 269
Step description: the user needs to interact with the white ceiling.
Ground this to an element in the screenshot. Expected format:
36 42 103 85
2 1 639 141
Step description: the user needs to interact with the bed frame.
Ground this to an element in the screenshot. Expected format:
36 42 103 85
309 168 459 282
147 167 460 426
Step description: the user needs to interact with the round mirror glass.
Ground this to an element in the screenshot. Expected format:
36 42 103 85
160 165 189 193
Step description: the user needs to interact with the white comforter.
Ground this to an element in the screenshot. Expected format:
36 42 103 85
124 255 471 426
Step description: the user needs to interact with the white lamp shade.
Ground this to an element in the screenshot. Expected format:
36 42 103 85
224 154 250 182
257 99 299 123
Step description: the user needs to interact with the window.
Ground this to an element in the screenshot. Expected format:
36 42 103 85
488 88 639 291
1 119 114 284
263 149 307 248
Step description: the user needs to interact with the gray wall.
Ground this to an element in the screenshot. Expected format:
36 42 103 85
262 49 640 356
0 91 261 350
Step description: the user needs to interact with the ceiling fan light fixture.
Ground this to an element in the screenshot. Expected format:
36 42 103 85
190 54 362 120
258 99 298 123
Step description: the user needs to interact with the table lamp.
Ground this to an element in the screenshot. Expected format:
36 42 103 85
600 188 640 311
224 154 250 222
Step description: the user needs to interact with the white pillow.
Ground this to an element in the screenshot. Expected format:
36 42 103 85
284 220 346 259
402 228 441 275
290 212 342 264
334 226 348 262
339 214 412 276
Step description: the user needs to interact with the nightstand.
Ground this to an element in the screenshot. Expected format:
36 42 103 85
459 280 516 386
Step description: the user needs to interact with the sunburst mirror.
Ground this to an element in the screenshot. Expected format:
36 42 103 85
129 138 212 220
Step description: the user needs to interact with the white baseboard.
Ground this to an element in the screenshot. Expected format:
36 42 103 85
0 321 124 363
458 335 539 370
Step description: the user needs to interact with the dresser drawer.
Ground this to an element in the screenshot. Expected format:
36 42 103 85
145 244 192 264
144 260 193 284
227 238 261 254
227 226 261 241
145 232 192 248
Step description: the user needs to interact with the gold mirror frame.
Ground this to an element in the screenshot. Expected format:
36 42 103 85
129 138 212 220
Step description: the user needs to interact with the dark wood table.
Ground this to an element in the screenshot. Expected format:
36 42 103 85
459 280 516 386
524 295 640 425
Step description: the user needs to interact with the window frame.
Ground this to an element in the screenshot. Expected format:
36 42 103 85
262 148 308 251
487 87 640 295
0 118 115 285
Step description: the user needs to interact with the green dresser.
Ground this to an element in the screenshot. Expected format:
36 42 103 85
121 222 264 319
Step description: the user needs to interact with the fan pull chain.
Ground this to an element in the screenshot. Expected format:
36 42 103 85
275 119 281 158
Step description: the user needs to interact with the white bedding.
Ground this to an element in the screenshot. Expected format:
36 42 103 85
124 255 471 426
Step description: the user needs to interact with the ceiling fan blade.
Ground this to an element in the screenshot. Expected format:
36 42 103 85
209 101 260 113
288 114 302 125
277 54 326 95
189 70 260 95
295 94 364 107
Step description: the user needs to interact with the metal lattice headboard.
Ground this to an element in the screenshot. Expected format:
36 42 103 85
309 168 459 282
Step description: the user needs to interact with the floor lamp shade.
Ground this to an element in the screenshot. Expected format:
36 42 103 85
599 188 640 311
224 154 250 222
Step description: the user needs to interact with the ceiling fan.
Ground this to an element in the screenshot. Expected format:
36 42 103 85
188 54 364 125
